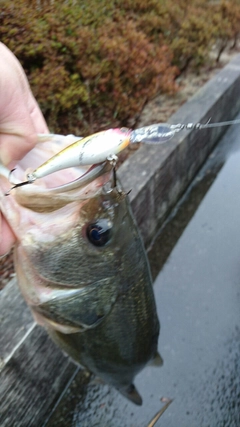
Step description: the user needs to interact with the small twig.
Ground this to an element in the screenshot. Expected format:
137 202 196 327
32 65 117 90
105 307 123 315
147 398 173 427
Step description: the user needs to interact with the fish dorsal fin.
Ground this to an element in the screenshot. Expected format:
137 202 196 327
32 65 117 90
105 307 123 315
119 383 143 406
149 351 164 367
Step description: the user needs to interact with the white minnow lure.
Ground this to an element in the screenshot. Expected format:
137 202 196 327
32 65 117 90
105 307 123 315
9 117 240 190
28 128 132 182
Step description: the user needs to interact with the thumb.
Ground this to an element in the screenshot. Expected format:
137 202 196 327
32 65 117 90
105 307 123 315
0 43 49 166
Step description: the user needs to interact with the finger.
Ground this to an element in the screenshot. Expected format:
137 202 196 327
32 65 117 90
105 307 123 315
27 92 49 135
0 43 49 165
0 212 16 256
0 91 50 166
0 93 49 166
0 132 37 167
0 98 49 167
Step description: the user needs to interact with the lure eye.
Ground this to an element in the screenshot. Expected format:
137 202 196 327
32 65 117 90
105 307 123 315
87 219 112 247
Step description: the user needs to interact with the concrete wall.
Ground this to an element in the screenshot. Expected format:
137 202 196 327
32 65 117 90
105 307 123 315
119 55 240 245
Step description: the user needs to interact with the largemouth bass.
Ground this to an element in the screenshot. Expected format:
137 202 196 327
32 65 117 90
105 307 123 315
0 134 161 405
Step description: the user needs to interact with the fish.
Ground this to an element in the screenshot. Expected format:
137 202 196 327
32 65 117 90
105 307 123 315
1 115 239 404
0 132 161 405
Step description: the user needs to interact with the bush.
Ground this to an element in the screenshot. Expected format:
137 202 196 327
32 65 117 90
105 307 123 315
1 0 240 135
0 1 177 134
209 0 240 61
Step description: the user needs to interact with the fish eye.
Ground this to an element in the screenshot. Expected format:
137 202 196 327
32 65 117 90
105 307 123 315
86 219 112 247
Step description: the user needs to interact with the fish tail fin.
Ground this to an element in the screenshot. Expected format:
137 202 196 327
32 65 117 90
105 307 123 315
119 383 143 406
149 351 164 367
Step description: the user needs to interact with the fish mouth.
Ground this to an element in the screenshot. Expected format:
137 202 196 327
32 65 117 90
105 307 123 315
8 162 113 213
0 134 113 213
23 161 112 195
7 132 113 193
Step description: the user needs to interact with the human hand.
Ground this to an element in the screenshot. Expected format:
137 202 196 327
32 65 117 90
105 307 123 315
0 43 49 256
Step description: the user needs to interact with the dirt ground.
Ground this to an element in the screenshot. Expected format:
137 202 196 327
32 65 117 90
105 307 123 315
138 48 240 127
1 47 240 290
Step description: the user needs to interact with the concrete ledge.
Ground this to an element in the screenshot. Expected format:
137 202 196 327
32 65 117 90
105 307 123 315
119 55 240 246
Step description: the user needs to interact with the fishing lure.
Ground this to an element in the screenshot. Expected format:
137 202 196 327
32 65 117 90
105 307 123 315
9 117 240 191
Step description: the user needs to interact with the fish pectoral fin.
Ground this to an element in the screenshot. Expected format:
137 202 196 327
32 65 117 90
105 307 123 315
148 351 164 367
119 383 142 406
32 278 118 331
33 303 107 332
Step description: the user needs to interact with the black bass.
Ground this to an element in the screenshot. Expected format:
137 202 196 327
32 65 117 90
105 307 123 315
2 115 240 405
0 132 161 405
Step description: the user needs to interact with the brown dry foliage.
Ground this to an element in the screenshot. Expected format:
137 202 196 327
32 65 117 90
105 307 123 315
0 0 239 134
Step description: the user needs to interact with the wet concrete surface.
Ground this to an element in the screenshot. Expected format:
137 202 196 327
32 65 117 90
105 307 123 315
146 123 240 426
43 119 240 426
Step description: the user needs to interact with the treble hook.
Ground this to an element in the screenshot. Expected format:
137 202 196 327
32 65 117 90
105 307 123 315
4 169 33 195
